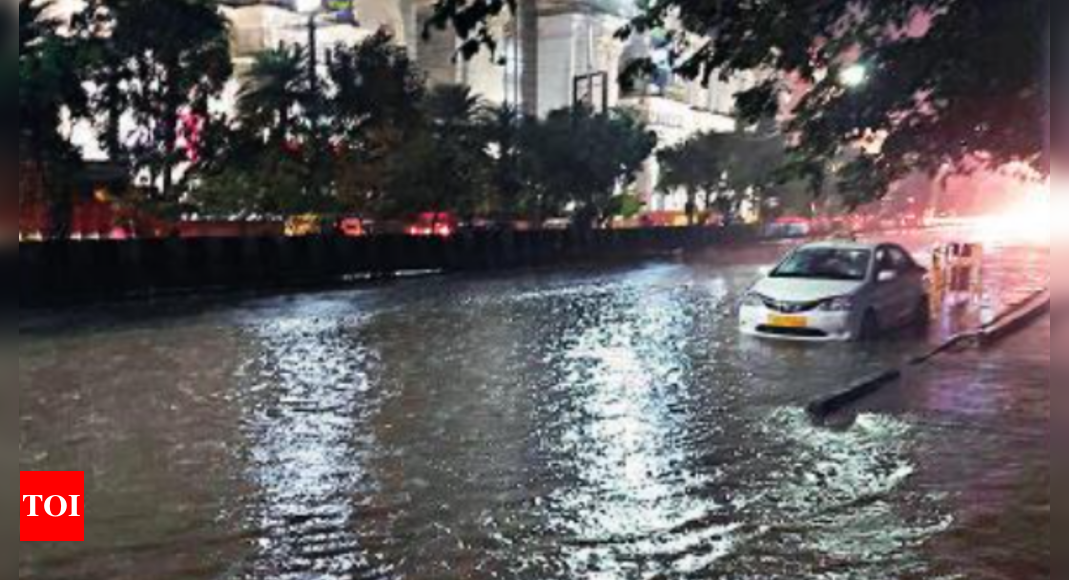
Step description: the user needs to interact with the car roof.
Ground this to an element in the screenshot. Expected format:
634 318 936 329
798 239 880 251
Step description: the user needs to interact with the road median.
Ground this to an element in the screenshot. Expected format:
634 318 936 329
808 286 1050 422
978 289 1051 347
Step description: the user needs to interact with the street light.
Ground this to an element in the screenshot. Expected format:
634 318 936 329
294 0 322 101
839 64 868 89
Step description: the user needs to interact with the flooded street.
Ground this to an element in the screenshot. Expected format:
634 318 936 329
20 240 1049 580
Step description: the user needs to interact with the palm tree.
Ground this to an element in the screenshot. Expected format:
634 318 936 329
382 85 493 220
658 137 715 226
659 130 787 225
424 84 484 128
237 46 306 142
524 107 656 228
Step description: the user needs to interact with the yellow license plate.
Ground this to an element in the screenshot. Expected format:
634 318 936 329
768 314 809 328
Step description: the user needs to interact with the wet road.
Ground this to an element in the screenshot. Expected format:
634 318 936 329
19 239 1049 580
858 316 1050 580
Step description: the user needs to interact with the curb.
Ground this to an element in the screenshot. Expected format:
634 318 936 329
806 370 903 421
907 332 975 366
978 290 1051 348
807 286 1050 422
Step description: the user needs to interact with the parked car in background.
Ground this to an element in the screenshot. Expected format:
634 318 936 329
337 217 367 238
763 216 812 239
284 215 324 237
541 218 573 231
740 240 930 341
406 212 458 237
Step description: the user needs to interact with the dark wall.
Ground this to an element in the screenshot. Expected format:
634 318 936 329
20 226 759 308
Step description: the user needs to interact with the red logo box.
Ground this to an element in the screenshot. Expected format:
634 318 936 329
21 472 85 542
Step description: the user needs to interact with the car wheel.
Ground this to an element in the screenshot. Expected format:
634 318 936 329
859 310 881 341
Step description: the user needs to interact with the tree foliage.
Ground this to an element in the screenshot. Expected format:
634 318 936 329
480 104 532 218
237 46 306 143
328 31 426 214
21 1 658 229
523 107 657 227
79 0 232 205
381 84 490 219
659 131 787 223
421 0 510 61
20 0 87 165
201 22 656 226
190 130 312 217
658 135 723 224
197 31 430 218
326 31 425 141
19 0 89 237
432 0 1048 200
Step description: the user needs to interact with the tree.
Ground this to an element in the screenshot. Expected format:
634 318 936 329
223 45 331 215
83 0 232 207
658 136 720 225
707 133 788 222
326 31 425 142
525 107 657 228
196 31 428 219
431 0 1048 201
659 130 789 224
480 104 533 219
237 46 306 144
189 128 313 217
382 85 492 220
327 31 425 215
19 0 89 238
196 43 318 217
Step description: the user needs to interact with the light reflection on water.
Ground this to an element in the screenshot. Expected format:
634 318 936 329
241 303 389 579
539 274 734 578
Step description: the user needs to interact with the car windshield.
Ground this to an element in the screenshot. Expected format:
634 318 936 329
771 248 872 281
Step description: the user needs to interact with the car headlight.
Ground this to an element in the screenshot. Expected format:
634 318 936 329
818 296 855 312
741 292 766 308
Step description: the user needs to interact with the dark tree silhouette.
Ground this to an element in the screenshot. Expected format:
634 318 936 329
19 0 89 238
238 46 306 143
431 0 1049 200
83 0 232 206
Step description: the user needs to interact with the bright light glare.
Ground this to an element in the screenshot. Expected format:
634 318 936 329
840 64 868 88
974 181 1051 246
294 0 321 14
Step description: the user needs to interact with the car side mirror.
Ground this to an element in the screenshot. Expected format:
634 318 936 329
878 270 898 283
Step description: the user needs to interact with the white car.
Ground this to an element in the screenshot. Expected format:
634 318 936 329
740 241 930 341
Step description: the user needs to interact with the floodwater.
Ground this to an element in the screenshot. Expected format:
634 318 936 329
19 241 1049 580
